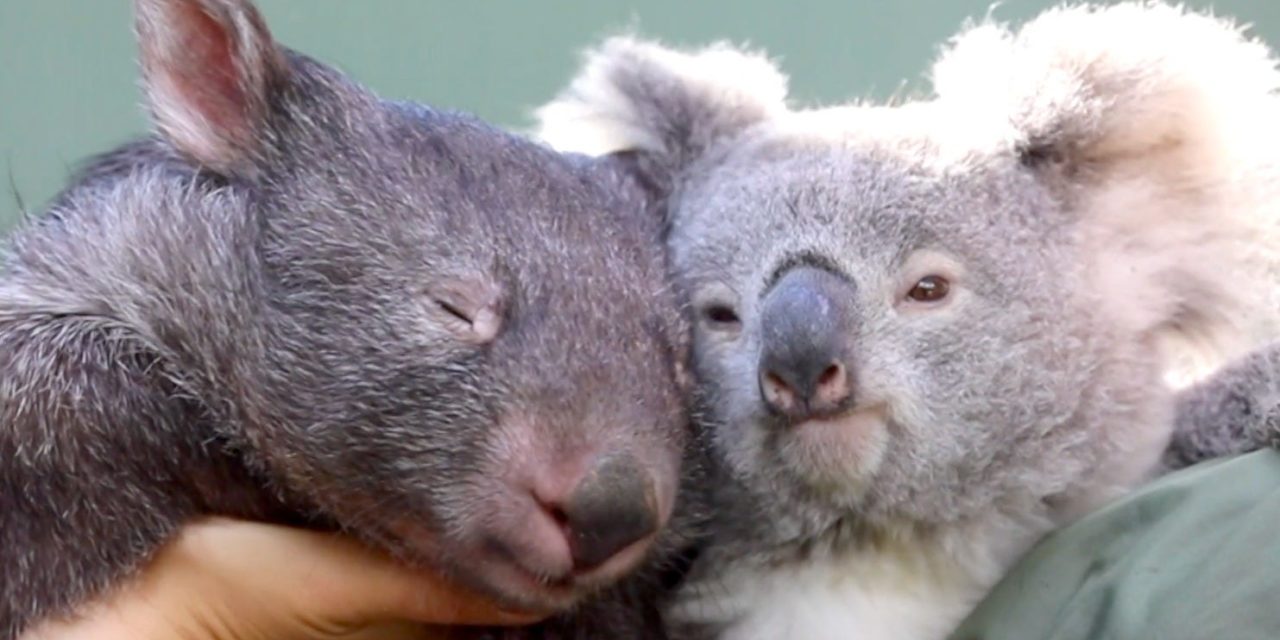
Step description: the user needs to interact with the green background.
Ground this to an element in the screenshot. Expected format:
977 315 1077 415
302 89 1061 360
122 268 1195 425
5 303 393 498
2 1 1278 227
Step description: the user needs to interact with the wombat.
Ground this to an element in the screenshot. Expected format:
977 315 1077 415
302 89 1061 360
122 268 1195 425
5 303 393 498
0 1 704 638
535 2 1280 638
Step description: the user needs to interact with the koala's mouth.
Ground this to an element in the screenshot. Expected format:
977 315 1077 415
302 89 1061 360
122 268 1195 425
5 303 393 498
770 404 893 488
793 405 887 438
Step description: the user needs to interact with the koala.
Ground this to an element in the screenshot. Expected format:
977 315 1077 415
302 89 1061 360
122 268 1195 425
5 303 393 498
537 2 1280 638
0 1 707 638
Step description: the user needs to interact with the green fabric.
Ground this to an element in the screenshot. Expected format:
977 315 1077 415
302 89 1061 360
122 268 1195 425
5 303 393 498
950 449 1280 640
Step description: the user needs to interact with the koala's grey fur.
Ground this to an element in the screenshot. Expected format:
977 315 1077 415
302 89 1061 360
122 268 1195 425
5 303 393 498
537 2 1280 638
1 1 707 638
1165 340 1280 468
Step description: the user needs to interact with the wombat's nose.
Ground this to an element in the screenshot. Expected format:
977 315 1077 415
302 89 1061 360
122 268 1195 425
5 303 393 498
758 266 857 421
546 454 660 571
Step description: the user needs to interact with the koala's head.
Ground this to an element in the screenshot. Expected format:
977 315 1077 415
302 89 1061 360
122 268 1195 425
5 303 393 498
133 0 691 610
538 3 1280 532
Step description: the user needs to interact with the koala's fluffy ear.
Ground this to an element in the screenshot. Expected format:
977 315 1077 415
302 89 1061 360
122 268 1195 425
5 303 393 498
134 0 288 174
932 2 1280 183
934 2 1280 386
535 36 788 201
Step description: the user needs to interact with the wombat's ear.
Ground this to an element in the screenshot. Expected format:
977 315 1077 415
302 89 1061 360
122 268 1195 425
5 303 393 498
133 0 287 174
535 36 788 203
932 3 1280 189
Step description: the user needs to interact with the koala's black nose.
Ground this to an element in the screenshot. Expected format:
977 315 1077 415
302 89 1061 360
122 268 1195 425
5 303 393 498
558 454 660 571
758 266 857 421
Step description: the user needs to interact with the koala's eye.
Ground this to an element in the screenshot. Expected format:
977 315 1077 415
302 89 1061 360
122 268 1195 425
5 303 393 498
702 304 742 331
694 285 743 335
705 305 740 325
906 275 950 303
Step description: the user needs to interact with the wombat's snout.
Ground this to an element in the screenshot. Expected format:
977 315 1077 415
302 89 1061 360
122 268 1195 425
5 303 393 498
534 453 661 572
554 454 661 570
759 266 858 421
471 448 670 605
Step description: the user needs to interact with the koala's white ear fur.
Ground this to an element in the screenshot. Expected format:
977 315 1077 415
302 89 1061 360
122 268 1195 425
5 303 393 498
936 2 1280 387
933 2 1280 179
534 36 788 177
134 0 287 173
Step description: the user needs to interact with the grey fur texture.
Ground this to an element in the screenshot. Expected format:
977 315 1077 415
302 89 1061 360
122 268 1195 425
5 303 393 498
0 1 706 638
537 2 1280 638
1165 340 1280 469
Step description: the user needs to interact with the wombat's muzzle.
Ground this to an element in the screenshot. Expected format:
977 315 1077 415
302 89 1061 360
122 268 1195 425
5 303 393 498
460 435 673 608
559 453 661 570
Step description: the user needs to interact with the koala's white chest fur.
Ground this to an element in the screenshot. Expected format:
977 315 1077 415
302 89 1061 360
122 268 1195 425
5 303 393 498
668 518 1047 640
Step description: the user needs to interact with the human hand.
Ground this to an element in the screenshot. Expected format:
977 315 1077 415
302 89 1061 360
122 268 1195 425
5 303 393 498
21 517 544 640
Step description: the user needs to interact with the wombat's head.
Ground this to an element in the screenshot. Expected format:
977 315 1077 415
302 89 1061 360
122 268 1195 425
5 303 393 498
537 4 1280 532
132 0 690 611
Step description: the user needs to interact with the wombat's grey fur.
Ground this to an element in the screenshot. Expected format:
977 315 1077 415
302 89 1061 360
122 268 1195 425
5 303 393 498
536 2 1280 638
0 1 706 638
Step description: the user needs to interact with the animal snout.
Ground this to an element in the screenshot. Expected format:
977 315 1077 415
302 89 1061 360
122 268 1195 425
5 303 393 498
758 266 858 421
536 453 661 572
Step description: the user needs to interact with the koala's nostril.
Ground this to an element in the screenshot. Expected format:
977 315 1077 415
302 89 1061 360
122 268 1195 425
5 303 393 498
760 360 852 419
559 454 660 571
811 362 851 414
817 364 841 388
761 371 799 414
